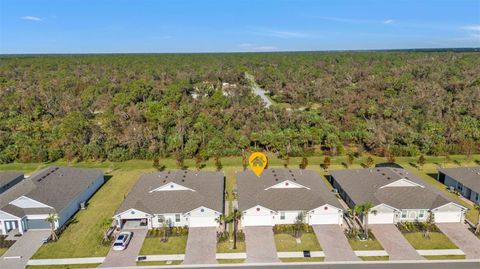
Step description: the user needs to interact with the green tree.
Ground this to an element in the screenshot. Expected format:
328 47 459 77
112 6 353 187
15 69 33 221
322 156 331 171
417 155 426 170
366 156 375 168
46 213 59 241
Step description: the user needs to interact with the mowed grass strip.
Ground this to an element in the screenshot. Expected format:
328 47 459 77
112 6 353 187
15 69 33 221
275 233 322 252
140 236 188 255
402 232 457 250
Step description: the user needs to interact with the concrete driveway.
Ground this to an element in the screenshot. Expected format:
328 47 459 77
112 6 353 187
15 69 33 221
0 230 50 269
436 223 480 259
312 225 359 261
244 226 279 263
183 227 217 264
100 228 148 267
370 224 424 260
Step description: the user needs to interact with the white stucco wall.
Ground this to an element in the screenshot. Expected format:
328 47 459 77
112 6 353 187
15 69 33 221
241 205 275 227
308 204 343 225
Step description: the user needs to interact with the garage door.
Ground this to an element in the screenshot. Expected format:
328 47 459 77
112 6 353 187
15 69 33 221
27 218 50 229
434 212 462 223
189 216 217 227
309 213 341 225
368 212 394 224
242 215 273 226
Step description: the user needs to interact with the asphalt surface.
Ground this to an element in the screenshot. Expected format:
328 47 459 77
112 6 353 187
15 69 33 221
100 228 148 267
104 260 480 269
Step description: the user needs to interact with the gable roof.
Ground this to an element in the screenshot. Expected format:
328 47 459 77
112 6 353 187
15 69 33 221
236 168 341 212
0 172 24 189
330 167 457 210
439 166 480 194
115 170 224 215
0 167 103 218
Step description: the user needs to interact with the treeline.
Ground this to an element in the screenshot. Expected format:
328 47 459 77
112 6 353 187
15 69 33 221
0 52 478 163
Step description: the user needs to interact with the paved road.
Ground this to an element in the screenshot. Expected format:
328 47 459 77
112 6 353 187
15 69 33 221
101 228 148 267
436 223 480 259
0 230 50 269
183 227 217 264
312 225 359 261
102 260 480 269
252 85 272 108
244 226 279 263
370 224 424 260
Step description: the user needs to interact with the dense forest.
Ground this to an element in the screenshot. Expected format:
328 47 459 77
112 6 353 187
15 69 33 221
0 51 479 163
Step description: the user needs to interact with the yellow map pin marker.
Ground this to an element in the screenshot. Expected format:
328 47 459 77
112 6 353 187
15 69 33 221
248 152 267 177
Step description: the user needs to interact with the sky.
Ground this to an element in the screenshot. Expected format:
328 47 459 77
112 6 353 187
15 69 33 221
0 0 479 54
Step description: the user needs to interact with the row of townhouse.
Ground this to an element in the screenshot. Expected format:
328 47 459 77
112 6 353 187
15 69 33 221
0 165 477 235
113 166 478 230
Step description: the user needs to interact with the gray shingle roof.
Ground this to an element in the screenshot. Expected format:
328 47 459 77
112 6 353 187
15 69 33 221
330 167 457 210
439 166 480 194
0 172 23 189
115 170 224 215
0 166 103 217
236 168 341 212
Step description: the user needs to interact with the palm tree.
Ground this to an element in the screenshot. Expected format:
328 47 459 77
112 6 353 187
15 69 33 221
475 205 480 235
46 213 59 241
294 212 306 238
358 202 376 239
215 214 228 232
230 209 242 249
348 205 362 229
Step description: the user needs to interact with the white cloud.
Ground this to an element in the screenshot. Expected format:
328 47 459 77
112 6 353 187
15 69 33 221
384 19 394 24
267 30 309 38
21 16 42 21
462 25 480 32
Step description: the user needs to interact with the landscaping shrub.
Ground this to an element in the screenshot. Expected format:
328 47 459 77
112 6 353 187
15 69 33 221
273 224 312 235
0 236 14 248
236 230 245 242
217 231 229 243
396 221 440 233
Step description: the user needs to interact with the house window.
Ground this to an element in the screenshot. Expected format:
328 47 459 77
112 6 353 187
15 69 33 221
457 183 463 192
419 210 425 218
175 214 181 222
280 212 285 220
401 211 407 218
158 215 165 223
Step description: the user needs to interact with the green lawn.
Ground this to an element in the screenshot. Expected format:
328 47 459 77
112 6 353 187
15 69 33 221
26 264 101 269
348 238 384 250
280 257 324 262
0 247 7 256
32 168 149 258
136 260 183 266
360 256 389 261
217 240 246 253
140 236 188 255
217 259 245 263
402 232 458 249
274 232 321 252
423 255 465 260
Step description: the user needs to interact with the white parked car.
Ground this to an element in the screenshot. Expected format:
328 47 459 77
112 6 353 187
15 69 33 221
112 231 133 251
